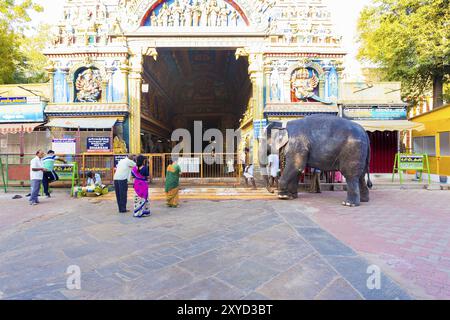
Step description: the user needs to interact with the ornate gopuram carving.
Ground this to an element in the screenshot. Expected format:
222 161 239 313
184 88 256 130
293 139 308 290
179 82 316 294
42 0 346 153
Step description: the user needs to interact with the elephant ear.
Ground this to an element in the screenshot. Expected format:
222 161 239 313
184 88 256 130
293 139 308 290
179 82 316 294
271 128 289 151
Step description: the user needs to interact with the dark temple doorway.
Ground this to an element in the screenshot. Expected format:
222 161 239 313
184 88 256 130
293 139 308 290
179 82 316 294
140 48 252 153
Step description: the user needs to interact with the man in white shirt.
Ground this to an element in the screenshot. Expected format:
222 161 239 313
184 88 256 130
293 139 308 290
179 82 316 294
29 150 46 205
113 154 136 213
267 153 280 193
243 163 257 190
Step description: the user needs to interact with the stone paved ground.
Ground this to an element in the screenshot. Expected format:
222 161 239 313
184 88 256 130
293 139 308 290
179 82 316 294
301 189 450 300
0 188 446 300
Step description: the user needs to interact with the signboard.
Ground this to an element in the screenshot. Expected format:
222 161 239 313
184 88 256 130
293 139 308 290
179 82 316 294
392 153 430 185
178 157 200 173
54 163 76 179
54 163 78 196
343 106 407 120
87 137 111 152
52 139 76 155
0 102 45 123
0 97 27 104
398 154 424 170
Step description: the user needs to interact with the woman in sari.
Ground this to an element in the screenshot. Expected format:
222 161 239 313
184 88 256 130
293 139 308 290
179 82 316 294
132 155 151 218
165 159 181 208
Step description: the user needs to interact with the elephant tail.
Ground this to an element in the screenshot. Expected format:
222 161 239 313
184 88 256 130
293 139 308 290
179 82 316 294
366 140 373 189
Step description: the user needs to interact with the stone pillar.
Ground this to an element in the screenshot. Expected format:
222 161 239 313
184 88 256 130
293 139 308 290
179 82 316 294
128 53 144 154
120 58 131 104
101 80 108 103
263 59 272 104
335 60 345 101
323 65 331 100
278 61 288 103
60 68 70 103
248 52 264 170
45 62 56 103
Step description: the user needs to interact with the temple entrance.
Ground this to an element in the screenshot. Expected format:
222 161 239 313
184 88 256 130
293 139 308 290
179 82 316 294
140 48 252 153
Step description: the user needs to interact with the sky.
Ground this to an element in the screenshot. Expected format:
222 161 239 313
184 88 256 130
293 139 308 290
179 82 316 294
29 0 372 80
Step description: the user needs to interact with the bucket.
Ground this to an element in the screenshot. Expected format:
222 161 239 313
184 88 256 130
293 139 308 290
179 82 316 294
439 176 448 184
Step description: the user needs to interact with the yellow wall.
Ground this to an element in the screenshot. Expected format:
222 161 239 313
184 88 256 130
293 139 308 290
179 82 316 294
411 104 450 176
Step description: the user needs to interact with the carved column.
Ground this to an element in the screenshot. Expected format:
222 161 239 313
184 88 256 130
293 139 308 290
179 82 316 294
248 52 264 170
322 65 331 100
101 80 108 103
45 62 56 103
120 58 131 104
128 53 144 153
278 61 288 103
335 60 345 101
61 68 70 103
263 58 272 104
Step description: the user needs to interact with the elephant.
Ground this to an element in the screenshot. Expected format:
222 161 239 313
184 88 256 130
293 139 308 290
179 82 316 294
259 114 372 207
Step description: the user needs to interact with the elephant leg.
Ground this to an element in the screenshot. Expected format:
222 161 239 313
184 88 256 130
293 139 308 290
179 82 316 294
359 175 370 202
342 177 360 207
287 173 299 199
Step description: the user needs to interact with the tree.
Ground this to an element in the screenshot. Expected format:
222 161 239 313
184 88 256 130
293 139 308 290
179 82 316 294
0 0 43 84
16 24 52 83
357 0 450 107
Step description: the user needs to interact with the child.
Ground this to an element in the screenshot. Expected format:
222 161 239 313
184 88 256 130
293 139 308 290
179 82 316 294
42 150 66 197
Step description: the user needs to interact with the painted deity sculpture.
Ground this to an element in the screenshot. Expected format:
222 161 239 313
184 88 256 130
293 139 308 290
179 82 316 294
291 68 319 101
75 69 102 102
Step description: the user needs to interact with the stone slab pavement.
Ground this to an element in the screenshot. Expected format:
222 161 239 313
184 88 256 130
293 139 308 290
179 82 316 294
300 189 450 299
0 188 443 299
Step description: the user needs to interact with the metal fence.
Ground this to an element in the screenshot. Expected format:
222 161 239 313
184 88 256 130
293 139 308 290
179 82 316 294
0 153 244 191
0 152 344 192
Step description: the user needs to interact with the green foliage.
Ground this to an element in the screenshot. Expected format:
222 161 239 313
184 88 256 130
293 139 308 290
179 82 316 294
357 0 450 105
0 0 44 84
16 24 51 83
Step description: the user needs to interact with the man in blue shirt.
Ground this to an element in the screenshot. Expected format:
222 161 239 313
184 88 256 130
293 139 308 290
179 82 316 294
42 150 66 197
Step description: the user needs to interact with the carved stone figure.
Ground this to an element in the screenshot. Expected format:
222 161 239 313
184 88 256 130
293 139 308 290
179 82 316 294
200 1 208 26
146 0 243 28
75 68 102 102
192 1 202 26
159 3 170 26
150 12 158 26
208 0 220 26
172 0 183 26
218 4 229 26
183 3 193 26
291 68 319 101
230 10 239 26
113 136 128 153
65 26 75 45
270 68 280 102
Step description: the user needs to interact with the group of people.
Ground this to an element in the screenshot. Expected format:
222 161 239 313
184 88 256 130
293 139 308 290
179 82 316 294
29 150 182 216
239 147 322 194
240 147 281 192
29 149 66 205
113 154 181 218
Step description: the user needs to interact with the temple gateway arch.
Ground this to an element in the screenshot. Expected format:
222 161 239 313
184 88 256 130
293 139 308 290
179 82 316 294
44 0 345 161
